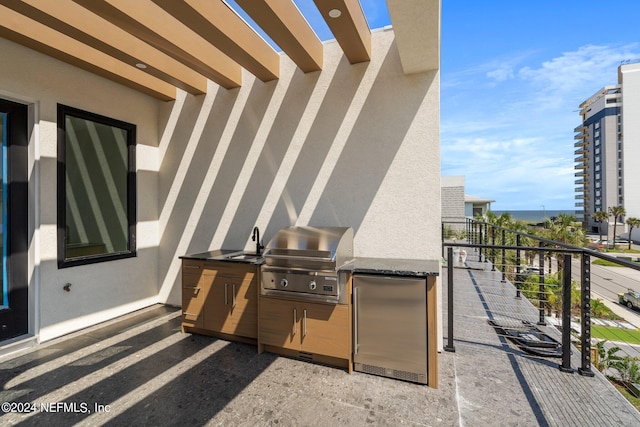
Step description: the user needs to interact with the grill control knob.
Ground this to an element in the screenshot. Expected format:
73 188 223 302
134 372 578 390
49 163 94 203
280 278 288 287
309 281 317 290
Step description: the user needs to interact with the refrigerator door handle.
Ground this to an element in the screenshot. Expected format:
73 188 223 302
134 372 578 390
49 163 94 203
354 287 359 355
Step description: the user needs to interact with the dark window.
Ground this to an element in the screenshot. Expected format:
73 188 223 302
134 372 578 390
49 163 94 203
57 105 136 268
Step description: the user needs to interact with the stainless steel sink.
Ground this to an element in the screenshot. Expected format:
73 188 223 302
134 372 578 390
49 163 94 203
224 252 263 263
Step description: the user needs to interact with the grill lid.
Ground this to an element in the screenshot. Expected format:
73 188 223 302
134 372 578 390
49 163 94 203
263 226 353 269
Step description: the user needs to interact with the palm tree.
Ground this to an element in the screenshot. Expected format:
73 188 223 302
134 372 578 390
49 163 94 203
608 206 627 249
626 217 640 250
592 210 609 244
542 214 585 272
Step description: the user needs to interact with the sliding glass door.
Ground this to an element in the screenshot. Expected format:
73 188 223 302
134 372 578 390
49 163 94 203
0 99 29 341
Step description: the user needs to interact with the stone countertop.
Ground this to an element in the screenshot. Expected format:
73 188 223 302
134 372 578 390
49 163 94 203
179 249 265 265
340 257 440 277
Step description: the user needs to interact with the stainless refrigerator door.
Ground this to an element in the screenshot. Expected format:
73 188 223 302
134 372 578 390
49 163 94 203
354 275 427 378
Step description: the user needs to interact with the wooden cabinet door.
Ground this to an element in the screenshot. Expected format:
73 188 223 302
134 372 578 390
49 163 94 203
222 278 258 338
259 297 300 350
300 303 350 359
202 274 230 332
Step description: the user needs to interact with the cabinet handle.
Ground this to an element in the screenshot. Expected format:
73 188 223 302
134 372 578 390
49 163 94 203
183 286 200 290
183 265 201 269
303 309 307 337
224 283 228 305
293 308 297 336
232 284 236 308
183 312 199 316
354 287 359 355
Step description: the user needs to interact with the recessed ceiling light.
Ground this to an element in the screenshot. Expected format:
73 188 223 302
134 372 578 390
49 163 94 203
135 63 147 69
328 9 341 18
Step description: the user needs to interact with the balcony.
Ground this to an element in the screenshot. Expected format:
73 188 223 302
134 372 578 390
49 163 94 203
575 179 584 185
3 232 640 426
575 202 584 207
440 223 640 426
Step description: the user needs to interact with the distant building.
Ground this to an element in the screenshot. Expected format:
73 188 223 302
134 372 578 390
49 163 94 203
441 176 494 227
574 62 640 232
465 194 494 218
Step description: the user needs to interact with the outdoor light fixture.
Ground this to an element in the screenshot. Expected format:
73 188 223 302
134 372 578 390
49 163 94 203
135 63 148 69
328 8 341 18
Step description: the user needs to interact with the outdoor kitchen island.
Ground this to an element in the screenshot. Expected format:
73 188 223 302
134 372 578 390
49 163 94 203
180 245 439 387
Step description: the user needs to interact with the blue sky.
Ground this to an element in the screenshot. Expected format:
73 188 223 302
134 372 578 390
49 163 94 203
229 1 640 211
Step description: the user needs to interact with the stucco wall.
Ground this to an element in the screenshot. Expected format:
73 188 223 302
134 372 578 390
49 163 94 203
0 26 441 344
0 37 161 342
157 28 441 306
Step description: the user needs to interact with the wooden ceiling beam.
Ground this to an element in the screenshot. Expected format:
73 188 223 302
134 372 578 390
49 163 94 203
73 0 242 89
4 0 207 95
0 3 176 101
152 0 280 82
313 0 371 64
235 0 323 73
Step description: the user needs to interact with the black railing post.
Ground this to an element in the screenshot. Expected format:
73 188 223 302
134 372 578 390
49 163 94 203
466 219 470 243
515 234 521 299
537 243 546 325
471 220 475 244
559 254 574 373
501 229 506 282
484 223 489 262
441 223 445 258
579 252 595 377
491 226 496 271
445 247 455 352
476 224 482 262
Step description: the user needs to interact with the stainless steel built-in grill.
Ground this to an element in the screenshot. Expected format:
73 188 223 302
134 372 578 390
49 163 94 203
260 226 354 304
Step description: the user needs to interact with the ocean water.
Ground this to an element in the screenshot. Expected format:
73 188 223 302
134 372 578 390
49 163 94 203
492 210 577 223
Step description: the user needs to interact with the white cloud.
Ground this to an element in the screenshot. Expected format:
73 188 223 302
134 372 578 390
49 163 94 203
518 44 640 94
487 67 515 82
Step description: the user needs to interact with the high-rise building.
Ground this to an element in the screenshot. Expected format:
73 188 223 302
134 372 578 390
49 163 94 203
575 62 640 232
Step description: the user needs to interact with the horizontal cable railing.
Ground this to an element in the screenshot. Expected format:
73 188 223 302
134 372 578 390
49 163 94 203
443 218 640 384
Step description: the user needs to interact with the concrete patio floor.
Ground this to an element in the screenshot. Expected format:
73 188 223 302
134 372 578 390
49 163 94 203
1 259 639 426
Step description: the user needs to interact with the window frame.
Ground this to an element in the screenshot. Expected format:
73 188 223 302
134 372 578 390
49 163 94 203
57 104 137 268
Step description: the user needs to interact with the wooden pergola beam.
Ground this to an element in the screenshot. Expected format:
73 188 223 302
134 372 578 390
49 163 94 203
153 0 280 82
313 0 371 64
236 0 323 73
0 3 176 101
73 0 243 89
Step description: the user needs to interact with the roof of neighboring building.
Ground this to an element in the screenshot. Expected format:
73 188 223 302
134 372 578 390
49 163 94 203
465 194 495 204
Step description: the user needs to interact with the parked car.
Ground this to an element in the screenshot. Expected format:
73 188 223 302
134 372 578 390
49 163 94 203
619 288 640 310
598 239 629 246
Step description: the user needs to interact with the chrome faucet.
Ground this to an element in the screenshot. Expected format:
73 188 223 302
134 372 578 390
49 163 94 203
252 227 264 256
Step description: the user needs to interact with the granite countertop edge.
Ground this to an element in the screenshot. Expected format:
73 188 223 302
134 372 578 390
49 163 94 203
180 251 441 275
179 249 265 265
340 257 440 277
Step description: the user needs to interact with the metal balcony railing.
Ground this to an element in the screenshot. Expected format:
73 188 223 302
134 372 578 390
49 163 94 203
442 219 640 380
